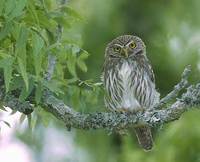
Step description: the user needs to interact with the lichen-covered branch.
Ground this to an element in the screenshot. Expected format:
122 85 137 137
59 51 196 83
42 82 200 131
3 95 34 114
41 66 200 130
0 82 33 114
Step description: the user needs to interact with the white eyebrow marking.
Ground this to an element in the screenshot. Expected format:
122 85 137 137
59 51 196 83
114 44 123 48
126 40 134 47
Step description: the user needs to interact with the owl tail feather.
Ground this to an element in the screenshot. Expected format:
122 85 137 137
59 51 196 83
134 126 153 151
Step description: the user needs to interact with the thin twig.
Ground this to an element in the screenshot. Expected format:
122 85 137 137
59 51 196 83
44 0 66 82
44 55 56 81
154 65 191 109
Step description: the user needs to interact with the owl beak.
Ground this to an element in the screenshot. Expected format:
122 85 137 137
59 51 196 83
122 47 129 58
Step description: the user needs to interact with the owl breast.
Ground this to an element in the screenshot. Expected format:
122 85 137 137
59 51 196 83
104 60 159 112
118 62 141 110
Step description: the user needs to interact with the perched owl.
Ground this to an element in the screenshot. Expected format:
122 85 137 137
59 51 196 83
102 35 160 150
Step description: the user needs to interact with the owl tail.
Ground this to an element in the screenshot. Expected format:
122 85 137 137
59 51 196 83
134 126 153 151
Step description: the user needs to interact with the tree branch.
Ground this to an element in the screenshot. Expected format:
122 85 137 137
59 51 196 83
1 64 200 131
41 83 200 131
0 79 33 114
154 65 191 109
40 66 200 131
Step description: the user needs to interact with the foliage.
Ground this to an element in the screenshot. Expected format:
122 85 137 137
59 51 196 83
0 0 102 128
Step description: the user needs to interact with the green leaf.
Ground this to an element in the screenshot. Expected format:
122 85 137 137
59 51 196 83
54 17 71 29
55 63 64 80
41 79 64 95
76 51 89 72
25 1 40 26
35 82 43 104
71 87 81 109
7 0 27 21
11 22 21 40
16 26 29 90
45 29 56 44
77 59 87 72
16 26 29 60
0 57 14 92
32 32 44 78
18 58 29 90
47 11 71 28
67 53 77 77
9 75 24 91
3 58 14 92
30 115 37 131
0 50 9 58
79 50 89 60
19 113 26 124
4 0 15 16
0 0 6 15
32 32 44 54
27 114 32 130
36 10 57 30
19 78 34 101
46 42 60 52
61 6 83 21
0 21 13 41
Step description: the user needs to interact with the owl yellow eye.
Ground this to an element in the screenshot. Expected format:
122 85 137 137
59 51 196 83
114 46 121 52
129 42 136 48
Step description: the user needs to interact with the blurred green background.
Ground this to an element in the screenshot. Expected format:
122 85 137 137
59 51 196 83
1 0 200 162
72 0 200 162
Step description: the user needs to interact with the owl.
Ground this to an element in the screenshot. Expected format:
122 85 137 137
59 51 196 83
102 35 160 150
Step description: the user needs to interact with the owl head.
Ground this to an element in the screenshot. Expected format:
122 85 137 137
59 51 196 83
105 35 146 59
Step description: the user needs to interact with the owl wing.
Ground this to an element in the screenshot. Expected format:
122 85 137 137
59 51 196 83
145 59 155 84
136 55 155 84
101 56 118 82
133 56 158 108
138 54 155 83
